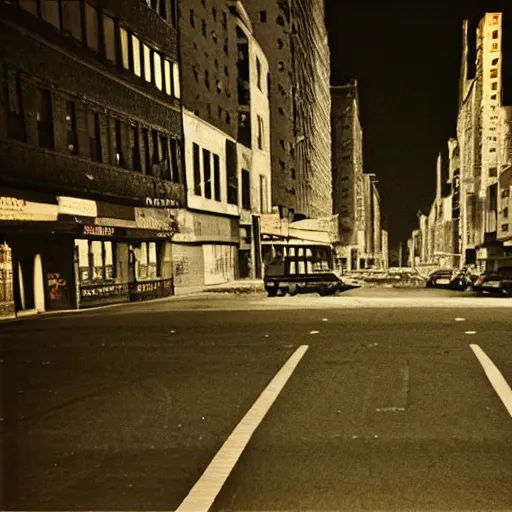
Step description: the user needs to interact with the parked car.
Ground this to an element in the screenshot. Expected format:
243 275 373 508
425 268 472 291
472 268 512 296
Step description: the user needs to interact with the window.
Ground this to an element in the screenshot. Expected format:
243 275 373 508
222 12 227 30
260 175 268 213
242 169 251 210
278 61 284 71
103 15 116 63
256 58 262 90
202 20 206 36
19 0 38 15
492 42 498 51
130 126 141 171
213 154 221 201
193 143 201 195
203 148 212 199
160 135 171 179
76 240 114 282
491 94 497 100
489 166 498 177
492 58 499 65
35 87 54 149
153 52 163 90
151 129 160 176
143 44 152 83
85 3 99 52
87 109 101 162
257 115 264 150
61 0 83 40
170 138 180 183
226 112 231 124
190 9 195 26
211 30 218 43
132 35 142 76
114 119 127 168
212 7 217 20
173 63 181 98
491 68 498 78
504 208 509 218
41 0 60 29
492 30 498 39
260 10 267 22
291 168 296 179
6 69 27 142
238 112 251 147
205 70 210 89
119 27 129 69
136 242 158 280
65 101 78 154
276 15 285 26
143 128 151 173
164 59 172 95
277 38 284 49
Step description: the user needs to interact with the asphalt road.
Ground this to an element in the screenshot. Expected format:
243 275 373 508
1 288 511 511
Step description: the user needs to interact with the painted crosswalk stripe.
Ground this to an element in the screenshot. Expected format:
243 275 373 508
470 344 512 418
175 345 309 512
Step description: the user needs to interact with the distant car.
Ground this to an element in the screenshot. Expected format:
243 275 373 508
472 268 512 296
425 268 471 291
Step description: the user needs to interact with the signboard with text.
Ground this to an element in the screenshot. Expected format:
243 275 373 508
0 195 58 222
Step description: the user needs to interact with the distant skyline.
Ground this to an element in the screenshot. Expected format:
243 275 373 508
325 2 512 248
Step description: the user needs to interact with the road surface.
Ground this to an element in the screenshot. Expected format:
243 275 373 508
1 288 511 511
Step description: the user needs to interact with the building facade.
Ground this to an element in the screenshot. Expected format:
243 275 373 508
0 0 184 318
331 81 365 271
243 0 332 220
177 0 271 284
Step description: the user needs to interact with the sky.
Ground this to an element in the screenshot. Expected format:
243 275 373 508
325 1 512 249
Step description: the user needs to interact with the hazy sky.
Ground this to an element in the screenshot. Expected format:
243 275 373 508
325 1 512 248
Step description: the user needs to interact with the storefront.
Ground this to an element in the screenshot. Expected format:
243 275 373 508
1 187 179 315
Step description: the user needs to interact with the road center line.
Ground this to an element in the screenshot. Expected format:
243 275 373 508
470 344 512 418
175 344 309 512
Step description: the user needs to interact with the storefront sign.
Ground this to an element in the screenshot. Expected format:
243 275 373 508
156 232 174 238
135 208 177 231
135 281 160 293
83 225 115 236
0 195 58 221
81 283 129 298
58 196 97 217
145 197 179 208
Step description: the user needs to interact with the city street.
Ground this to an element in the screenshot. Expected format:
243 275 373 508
1 288 512 511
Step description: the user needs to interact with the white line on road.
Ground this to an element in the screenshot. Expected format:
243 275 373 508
175 345 309 512
470 344 512 418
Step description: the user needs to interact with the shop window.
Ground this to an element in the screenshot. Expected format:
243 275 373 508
132 35 142 77
85 3 99 52
143 44 152 83
153 51 163 90
76 240 114 282
87 109 101 162
136 242 158 279
41 0 60 30
193 142 201 195
241 169 251 210
213 153 221 201
6 69 27 142
65 100 78 154
130 125 141 171
36 87 54 149
61 0 83 41
203 148 212 199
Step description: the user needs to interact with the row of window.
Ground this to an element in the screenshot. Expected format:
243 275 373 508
142 0 177 27
5 70 182 182
18 0 180 99
192 143 222 202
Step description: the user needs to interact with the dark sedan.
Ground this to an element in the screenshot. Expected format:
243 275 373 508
425 268 471 291
472 268 512 296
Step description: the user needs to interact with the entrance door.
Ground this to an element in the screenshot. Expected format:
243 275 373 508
33 253 45 312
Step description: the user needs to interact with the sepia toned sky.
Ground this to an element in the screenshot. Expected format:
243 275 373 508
325 1 512 248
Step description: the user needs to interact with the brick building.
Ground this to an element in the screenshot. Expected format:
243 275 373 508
0 0 184 318
242 0 332 221
177 0 271 284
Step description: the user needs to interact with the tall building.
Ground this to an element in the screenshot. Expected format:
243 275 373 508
0 0 184 318
331 81 365 271
243 0 332 220
177 0 271 283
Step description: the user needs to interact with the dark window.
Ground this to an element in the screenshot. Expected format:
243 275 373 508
87 109 101 162
256 58 262 90
242 169 251 210
85 3 99 52
277 38 284 49
143 128 151 174
213 154 221 201
202 20 206 36
492 30 498 39
238 112 251 147
203 148 212 199
504 207 509 218
226 111 231 124
41 0 61 29
190 9 195 26
226 140 237 204
130 126 141 171
114 119 127 168
257 115 264 150
35 88 54 149
260 10 267 22
205 70 210 89
212 7 217 20
489 166 498 177
160 135 171 179
61 0 83 40
193 143 201 195
276 15 285 26
491 68 498 78
222 12 227 30
170 138 180 183
65 101 78 154
5 69 26 142
291 168 296 179
492 58 499 65
151 129 160 176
